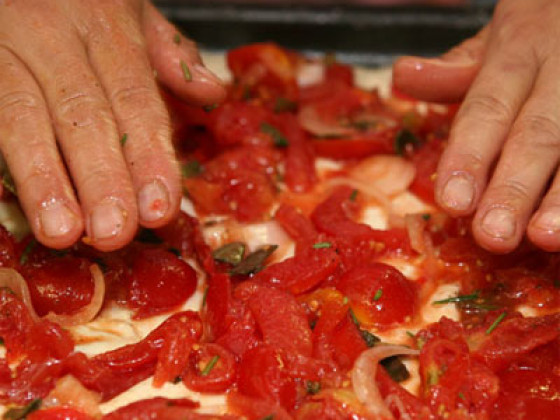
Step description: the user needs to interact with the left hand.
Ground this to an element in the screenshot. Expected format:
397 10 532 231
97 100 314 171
393 0 560 253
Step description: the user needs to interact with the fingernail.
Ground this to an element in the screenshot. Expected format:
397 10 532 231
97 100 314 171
192 63 224 86
481 208 516 240
425 54 478 67
532 211 560 233
138 180 169 223
441 173 475 211
39 200 77 237
90 200 125 240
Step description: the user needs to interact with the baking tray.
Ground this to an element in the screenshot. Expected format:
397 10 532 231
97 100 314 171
154 1 493 67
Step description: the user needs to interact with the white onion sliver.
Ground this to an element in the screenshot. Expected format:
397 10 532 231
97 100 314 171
352 345 420 420
0 267 40 321
350 155 416 197
326 177 393 212
45 264 106 327
44 375 102 418
298 106 355 138
405 214 427 255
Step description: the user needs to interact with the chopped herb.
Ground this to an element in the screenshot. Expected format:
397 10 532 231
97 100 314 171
361 330 381 348
230 245 278 276
306 381 321 395
19 239 36 265
203 104 218 112
181 160 203 178
433 292 479 305
349 189 358 201
242 85 252 101
202 286 209 308
348 308 360 326
427 368 440 386
274 97 297 113
309 318 317 330
486 312 507 335
422 213 431 221
173 33 181 44
201 355 220 376
167 247 181 257
406 331 415 339
312 241 331 249
260 123 289 148
180 60 192 82
342 296 349 305
0 338 4 346
394 129 420 156
172 375 182 384
120 133 128 146
3 399 42 420
136 228 163 244
93 257 108 273
458 392 465 400
212 242 246 266
1 170 16 196
381 356 410 383
372 289 383 301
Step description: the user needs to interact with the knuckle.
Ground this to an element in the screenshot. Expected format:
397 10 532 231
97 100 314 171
459 94 513 128
0 90 42 122
510 114 560 151
110 81 156 117
54 91 110 129
494 178 531 204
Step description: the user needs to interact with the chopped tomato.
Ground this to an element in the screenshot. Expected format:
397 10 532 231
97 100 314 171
126 248 197 319
28 408 93 420
409 139 444 204
312 130 396 160
182 343 237 393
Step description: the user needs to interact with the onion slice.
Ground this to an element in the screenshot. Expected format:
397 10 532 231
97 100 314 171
0 267 40 321
352 345 419 420
298 106 356 138
326 177 393 212
43 375 102 418
349 155 416 197
45 264 106 326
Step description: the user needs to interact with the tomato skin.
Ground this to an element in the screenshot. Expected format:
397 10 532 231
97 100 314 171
27 408 93 420
311 131 395 160
274 204 318 244
23 256 94 317
103 397 204 420
409 139 444 204
0 225 18 268
126 248 197 319
237 345 297 410
227 392 293 420
182 343 237 393
209 102 273 147
203 273 233 340
337 263 417 328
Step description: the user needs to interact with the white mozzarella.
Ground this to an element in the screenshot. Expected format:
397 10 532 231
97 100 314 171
422 284 461 324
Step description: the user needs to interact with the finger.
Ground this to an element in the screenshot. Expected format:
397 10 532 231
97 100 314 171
15 36 138 251
143 2 226 106
434 30 539 217
85 6 181 228
392 26 488 103
528 169 560 252
0 47 83 248
471 58 560 253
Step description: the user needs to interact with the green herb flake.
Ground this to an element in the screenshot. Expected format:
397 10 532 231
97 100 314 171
486 312 507 335
213 242 246 266
120 133 128 146
342 296 349 305
381 356 410 383
0 338 4 346
406 331 416 339
203 103 218 113
349 189 358 202
180 60 192 82
422 213 431 221
274 97 297 113
3 399 42 420
394 129 420 156
306 381 321 395
372 289 383 301
348 308 360 327
1 170 16 196
312 241 331 249
230 245 278 276
201 355 220 376
260 123 289 148
309 318 317 330
458 392 465 400
202 286 209 308
173 33 181 44
19 239 37 265
172 375 182 384
433 292 479 305
181 160 203 178
361 330 381 348
427 368 440 386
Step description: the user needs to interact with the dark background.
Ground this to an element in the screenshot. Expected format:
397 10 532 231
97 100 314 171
154 0 494 67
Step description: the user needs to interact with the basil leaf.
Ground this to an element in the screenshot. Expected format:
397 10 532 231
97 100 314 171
306 381 321 395
4 399 42 420
230 245 278 276
212 242 246 266
381 355 410 383
260 123 289 148
361 330 381 348
181 160 203 178
180 60 192 81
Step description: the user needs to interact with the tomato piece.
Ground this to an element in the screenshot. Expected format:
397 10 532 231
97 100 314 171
274 204 318 244
327 315 368 370
0 288 35 361
203 273 233 340
6 358 64 404
337 263 417 328
23 256 94 316
227 392 293 420
246 285 312 357
409 139 444 204
294 389 372 420
126 248 197 319
254 246 340 295
0 225 19 268
182 343 237 393
215 307 261 357
325 62 354 86
237 345 297 410
376 368 431 420
103 398 204 420
27 408 93 420
311 131 396 160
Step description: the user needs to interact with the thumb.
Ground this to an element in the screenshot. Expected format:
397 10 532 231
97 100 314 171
142 2 227 106
392 26 489 103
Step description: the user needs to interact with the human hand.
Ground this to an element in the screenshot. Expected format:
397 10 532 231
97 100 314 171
393 0 560 253
0 0 225 251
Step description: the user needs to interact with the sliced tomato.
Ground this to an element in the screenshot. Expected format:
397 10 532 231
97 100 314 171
227 392 293 420
312 130 396 160
102 398 206 420
237 345 297 410
337 263 417 328
409 139 444 204
0 225 19 268
203 273 233 340
274 204 318 244
182 343 237 393
126 248 197 319
5 358 64 404
27 408 93 420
